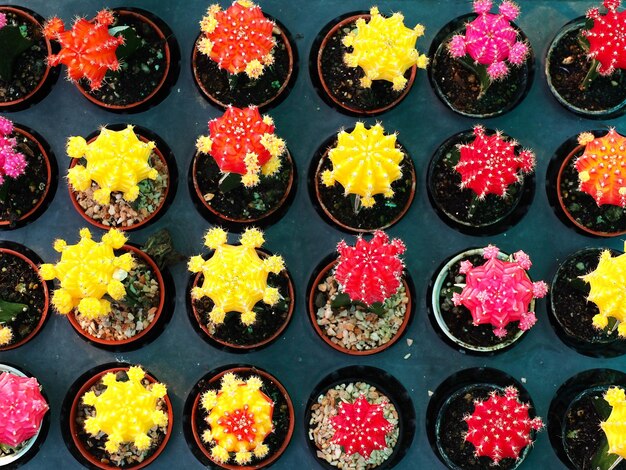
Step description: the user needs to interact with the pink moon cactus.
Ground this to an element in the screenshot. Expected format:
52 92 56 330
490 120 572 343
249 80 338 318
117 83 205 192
0 372 48 447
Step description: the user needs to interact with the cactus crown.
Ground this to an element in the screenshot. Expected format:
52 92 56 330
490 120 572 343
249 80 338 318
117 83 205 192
188 227 285 327
575 129 626 207
321 123 403 208
455 125 535 199
585 0 626 75
342 6 428 91
82 366 168 454
43 10 124 90
200 373 273 465
452 245 548 338
198 0 275 79
602 386 626 458
464 386 544 464
0 117 27 186
0 372 48 447
66 125 158 205
39 228 135 320
196 106 285 188
0 13 6 29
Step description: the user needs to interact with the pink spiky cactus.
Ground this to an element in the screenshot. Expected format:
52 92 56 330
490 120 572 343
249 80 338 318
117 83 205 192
448 0 529 81
455 125 535 198
331 395 393 458
584 0 626 75
0 13 7 29
464 386 544 464
334 231 406 306
0 117 27 186
452 245 548 338
0 372 48 447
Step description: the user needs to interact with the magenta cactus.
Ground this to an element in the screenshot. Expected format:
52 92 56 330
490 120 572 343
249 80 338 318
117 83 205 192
0 117 27 186
0 372 48 447
0 13 6 29
452 245 548 338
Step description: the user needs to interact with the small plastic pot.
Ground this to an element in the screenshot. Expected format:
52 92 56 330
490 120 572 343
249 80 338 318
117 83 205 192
427 129 534 236
309 131 416 233
304 365 416 470
310 11 417 116
427 14 534 119
61 363 173 470
68 124 177 232
0 6 59 112
426 367 540 470
183 364 295 469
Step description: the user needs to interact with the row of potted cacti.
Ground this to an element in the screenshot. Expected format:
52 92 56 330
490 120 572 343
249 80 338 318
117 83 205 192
3 1 626 119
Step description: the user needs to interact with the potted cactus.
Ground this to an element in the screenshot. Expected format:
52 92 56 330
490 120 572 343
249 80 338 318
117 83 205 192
191 106 295 229
66 124 175 232
184 365 294 468
308 231 413 355
428 0 533 118
187 227 294 351
546 0 626 119
310 122 416 233
312 6 428 116
427 125 536 235
191 0 297 110
429 245 548 354
43 8 179 112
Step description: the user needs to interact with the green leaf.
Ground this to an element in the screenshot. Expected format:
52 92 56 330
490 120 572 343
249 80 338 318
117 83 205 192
446 147 461 167
0 25 33 81
0 299 28 324
369 302 385 317
331 292 352 309
219 172 242 193
456 55 492 98
580 59 600 91
590 437 622 470
112 26 143 60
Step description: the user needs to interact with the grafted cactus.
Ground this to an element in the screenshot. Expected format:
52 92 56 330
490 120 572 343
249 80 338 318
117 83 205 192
602 386 626 458
0 372 48 447
584 0 626 76
0 117 27 186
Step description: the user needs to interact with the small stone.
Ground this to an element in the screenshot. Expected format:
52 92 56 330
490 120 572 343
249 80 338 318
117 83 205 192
403 353 411 360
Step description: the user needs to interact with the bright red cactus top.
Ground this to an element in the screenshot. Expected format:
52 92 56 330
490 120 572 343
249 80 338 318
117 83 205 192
334 231 406 306
43 10 124 90
0 117 27 186
0 372 49 447
575 129 626 207
331 395 393 459
585 0 626 75
452 245 548 338
455 125 535 198
448 0 529 80
464 386 544 464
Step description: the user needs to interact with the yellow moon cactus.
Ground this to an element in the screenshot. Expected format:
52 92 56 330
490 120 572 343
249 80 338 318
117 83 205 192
602 387 626 458
39 228 135 320
200 373 273 465
66 125 158 205
321 122 403 208
188 228 285 326
343 6 428 91
82 366 168 454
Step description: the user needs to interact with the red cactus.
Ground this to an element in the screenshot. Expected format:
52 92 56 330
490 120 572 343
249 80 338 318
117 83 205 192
331 395 393 458
584 0 626 75
455 125 535 198
334 231 406 306
464 386 544 464
43 10 124 90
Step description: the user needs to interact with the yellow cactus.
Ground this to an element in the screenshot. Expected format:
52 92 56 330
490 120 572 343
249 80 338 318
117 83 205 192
200 373 273 465
188 227 285 326
321 122 403 208
66 125 158 205
343 6 428 91
602 387 626 458
39 228 135 320
82 366 168 454
0 325 12 346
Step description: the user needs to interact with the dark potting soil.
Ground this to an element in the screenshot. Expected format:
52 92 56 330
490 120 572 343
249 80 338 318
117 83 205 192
0 11 48 103
194 150 292 222
194 25 291 107
78 13 167 107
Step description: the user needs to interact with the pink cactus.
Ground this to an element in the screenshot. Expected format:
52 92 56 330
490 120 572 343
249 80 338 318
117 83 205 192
452 245 548 338
0 372 48 447
455 125 535 198
334 231 406 306
0 13 7 29
0 117 27 186
584 0 626 75
464 386 544 464
448 0 529 80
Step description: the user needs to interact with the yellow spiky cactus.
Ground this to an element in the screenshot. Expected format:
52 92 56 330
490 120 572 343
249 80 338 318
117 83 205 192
39 228 135 320
82 366 168 454
188 228 285 326
601 387 626 458
200 373 273 465
321 122 403 208
0 326 12 346
343 6 428 91
66 125 158 205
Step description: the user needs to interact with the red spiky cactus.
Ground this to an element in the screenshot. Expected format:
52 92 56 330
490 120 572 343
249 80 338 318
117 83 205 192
575 129 626 207
455 125 536 198
331 395 393 459
464 386 544 464
334 231 406 306
452 245 548 338
584 0 626 75
43 10 124 90
0 117 27 185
